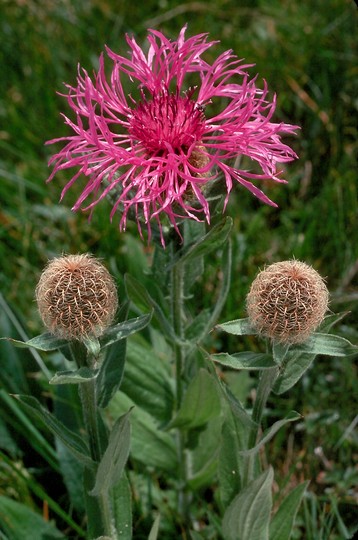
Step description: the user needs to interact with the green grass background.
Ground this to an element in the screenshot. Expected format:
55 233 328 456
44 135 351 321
1 0 357 538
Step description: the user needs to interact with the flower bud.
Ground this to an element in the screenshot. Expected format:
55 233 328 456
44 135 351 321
36 254 118 340
246 260 329 344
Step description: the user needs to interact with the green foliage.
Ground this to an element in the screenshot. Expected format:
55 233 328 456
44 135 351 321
222 467 274 540
1 0 357 538
89 410 132 496
269 481 309 540
167 369 221 430
0 496 65 540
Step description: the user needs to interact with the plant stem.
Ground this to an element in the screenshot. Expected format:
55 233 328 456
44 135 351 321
80 377 117 539
170 260 191 526
243 366 280 487
171 262 185 409
80 379 102 462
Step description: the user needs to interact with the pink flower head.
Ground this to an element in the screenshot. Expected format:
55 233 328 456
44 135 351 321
47 26 298 245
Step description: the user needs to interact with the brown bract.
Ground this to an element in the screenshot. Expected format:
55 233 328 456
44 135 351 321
246 260 329 344
36 254 118 340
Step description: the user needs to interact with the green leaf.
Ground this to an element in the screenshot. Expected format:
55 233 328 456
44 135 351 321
110 392 178 473
295 332 358 357
182 220 206 293
185 308 212 341
273 352 314 395
99 312 152 348
125 275 176 341
193 239 232 345
90 409 132 496
112 473 132 540
273 332 358 395
168 216 233 267
0 496 65 539
272 342 290 365
83 468 105 539
0 417 19 456
14 395 94 468
0 449 85 537
318 312 350 333
269 481 309 540
120 339 174 424
216 318 256 336
148 513 161 540
96 338 127 409
49 367 98 385
187 416 222 490
218 380 255 430
222 467 274 540
53 384 85 513
241 411 302 457
211 351 276 370
167 369 221 430
187 452 218 491
218 418 244 508
1 332 68 351
55 438 85 513
83 336 101 358
0 390 59 472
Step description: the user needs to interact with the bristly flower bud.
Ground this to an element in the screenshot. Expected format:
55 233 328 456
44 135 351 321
36 254 118 340
246 260 329 344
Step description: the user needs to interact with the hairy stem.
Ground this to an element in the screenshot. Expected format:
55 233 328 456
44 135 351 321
243 366 280 487
170 260 191 526
80 377 117 539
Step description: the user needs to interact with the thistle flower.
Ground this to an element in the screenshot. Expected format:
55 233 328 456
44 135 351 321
47 26 298 245
246 260 329 344
36 254 118 340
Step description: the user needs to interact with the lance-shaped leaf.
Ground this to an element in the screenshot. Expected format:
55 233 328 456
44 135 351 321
1 333 68 351
148 513 161 540
294 333 358 357
82 336 100 359
112 473 132 540
89 409 132 496
110 391 178 473
215 317 256 336
222 467 274 540
318 312 350 333
167 216 233 267
167 369 221 430
269 481 309 540
14 395 94 468
0 496 66 539
99 312 152 349
50 367 98 385
274 333 358 395
240 411 302 457
273 352 314 395
197 240 233 344
272 342 290 365
125 275 176 341
96 338 127 408
211 351 276 371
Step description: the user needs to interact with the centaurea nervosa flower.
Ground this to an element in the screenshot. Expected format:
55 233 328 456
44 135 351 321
47 26 298 245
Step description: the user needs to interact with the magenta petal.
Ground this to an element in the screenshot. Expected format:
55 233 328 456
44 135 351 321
46 26 299 245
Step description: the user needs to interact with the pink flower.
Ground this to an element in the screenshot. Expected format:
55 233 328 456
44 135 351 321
47 26 298 245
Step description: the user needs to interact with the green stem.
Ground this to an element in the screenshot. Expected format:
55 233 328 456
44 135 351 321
170 260 191 525
171 262 185 409
243 366 279 487
80 377 117 539
80 379 102 462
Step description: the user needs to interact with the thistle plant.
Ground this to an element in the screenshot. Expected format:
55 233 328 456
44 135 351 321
2 26 357 540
